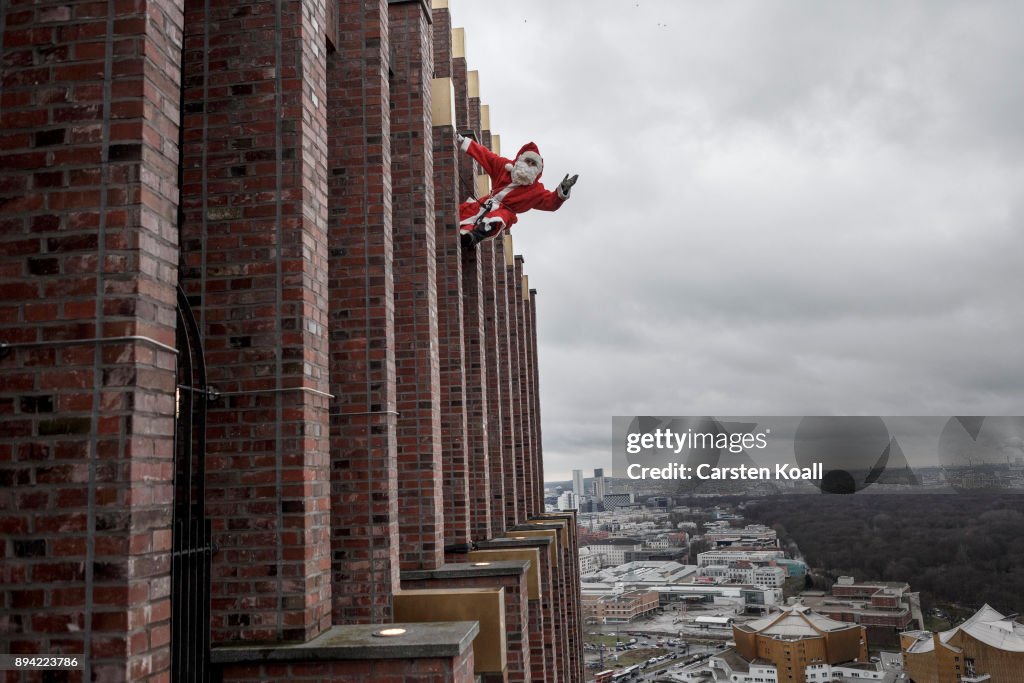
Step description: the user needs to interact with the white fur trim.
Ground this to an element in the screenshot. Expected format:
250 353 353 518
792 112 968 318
517 150 543 168
504 162 513 172
557 185 570 200
491 184 516 203
460 136 472 152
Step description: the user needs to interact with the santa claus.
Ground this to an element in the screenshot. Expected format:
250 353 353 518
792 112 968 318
456 132 578 248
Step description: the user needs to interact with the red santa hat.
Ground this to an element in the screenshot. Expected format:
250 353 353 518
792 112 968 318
505 142 544 175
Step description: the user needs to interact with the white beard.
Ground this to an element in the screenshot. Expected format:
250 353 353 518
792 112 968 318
511 159 540 186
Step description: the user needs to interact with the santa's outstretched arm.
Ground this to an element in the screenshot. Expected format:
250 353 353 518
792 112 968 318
532 173 580 212
456 132 508 181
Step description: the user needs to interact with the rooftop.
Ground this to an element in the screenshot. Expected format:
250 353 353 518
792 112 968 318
905 604 1024 654
589 560 697 585
800 595 912 618
736 604 860 639
711 648 752 674
585 537 644 546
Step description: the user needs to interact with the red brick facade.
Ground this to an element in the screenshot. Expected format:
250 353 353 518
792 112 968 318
1 0 184 680
327 0 400 626
178 0 334 645
0 0 583 681
390 0 443 573
488 237 515 533
221 654 477 683
432 5 471 552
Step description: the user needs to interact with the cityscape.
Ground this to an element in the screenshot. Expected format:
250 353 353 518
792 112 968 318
2 0 1022 681
550 470 1024 683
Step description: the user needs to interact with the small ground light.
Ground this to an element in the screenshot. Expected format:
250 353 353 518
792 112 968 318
372 627 407 637
513 536 527 540
472 562 491 566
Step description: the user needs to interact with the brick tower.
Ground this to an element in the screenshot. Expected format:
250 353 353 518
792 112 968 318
0 1 583 681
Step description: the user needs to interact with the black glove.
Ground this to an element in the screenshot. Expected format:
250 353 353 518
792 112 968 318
559 173 579 198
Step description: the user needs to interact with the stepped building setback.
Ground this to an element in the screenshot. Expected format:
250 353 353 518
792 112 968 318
0 1 583 681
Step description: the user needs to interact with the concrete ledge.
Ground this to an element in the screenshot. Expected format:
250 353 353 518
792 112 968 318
477 536 552 552
401 560 530 582
490 530 558 567
520 518 570 547
465 550 540 599
210 621 479 663
395 588 506 674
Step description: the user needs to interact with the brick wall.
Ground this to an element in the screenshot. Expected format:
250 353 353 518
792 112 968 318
431 4 470 550
514 259 536 517
508 256 527 522
179 0 332 643
536 515 584 682
451 26 492 546
560 514 584 683
528 292 545 510
513 527 568 682
0 0 184 679
495 237 519 529
522 286 538 517
220 651 476 683
326 0 399 624
388 0 443 571
462 242 491 542
483 237 507 536
474 106 510 537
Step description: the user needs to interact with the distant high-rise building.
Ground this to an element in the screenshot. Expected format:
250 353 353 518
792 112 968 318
572 469 584 497
601 492 635 508
593 468 607 501
558 491 580 511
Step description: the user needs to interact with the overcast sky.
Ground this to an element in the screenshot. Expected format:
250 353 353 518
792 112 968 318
451 1 1024 482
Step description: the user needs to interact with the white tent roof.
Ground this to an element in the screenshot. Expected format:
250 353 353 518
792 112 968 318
738 604 856 638
906 605 1024 654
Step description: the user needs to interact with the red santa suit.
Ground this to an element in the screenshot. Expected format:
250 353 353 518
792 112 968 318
458 139 570 244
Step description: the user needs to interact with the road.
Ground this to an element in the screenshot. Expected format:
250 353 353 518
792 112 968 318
584 635 724 681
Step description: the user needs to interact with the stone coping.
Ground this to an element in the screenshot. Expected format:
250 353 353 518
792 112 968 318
210 621 479 663
401 560 531 582
512 521 569 548
476 536 552 550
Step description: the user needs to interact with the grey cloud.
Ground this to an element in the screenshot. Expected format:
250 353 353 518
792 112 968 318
453 1 1024 479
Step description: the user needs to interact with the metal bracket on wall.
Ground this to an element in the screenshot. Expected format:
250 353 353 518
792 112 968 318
178 384 221 402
